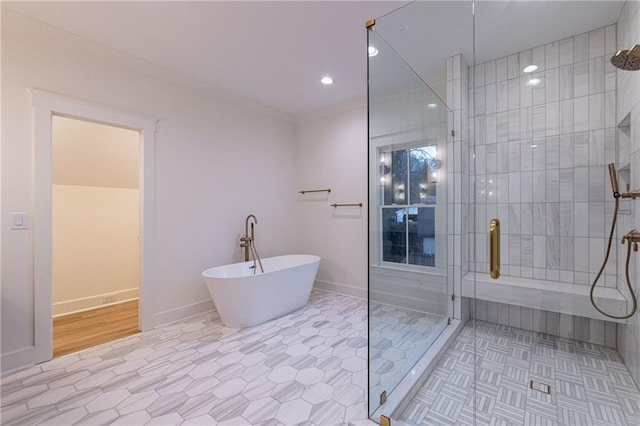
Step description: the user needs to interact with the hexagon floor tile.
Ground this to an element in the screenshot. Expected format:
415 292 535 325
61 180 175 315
0 290 368 425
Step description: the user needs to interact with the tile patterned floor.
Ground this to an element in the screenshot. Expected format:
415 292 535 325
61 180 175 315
369 303 446 404
0 290 368 425
400 320 640 426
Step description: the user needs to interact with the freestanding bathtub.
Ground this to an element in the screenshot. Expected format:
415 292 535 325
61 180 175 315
202 254 320 328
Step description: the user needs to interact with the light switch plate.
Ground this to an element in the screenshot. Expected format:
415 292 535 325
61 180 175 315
10 212 28 230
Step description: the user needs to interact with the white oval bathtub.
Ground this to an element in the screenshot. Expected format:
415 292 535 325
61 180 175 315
202 254 320 328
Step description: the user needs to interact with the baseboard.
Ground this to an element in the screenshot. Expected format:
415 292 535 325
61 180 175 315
1 346 38 374
153 300 216 327
313 279 366 300
53 288 139 317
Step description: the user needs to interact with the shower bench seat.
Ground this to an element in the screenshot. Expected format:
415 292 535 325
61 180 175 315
461 272 629 323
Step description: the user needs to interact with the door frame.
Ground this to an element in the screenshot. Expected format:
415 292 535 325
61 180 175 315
30 89 156 364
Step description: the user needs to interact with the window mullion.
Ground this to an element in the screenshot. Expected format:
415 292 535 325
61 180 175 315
405 151 410 265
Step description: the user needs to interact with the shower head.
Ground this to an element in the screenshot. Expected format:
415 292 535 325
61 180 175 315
611 44 640 71
608 163 620 197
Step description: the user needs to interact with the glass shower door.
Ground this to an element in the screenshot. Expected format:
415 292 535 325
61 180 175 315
367 21 453 417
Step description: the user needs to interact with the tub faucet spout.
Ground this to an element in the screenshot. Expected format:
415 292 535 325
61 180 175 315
241 215 258 261
240 215 263 274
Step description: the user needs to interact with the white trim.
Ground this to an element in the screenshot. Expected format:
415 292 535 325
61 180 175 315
28 89 156 367
52 289 139 317
313 279 367 300
153 300 215 327
0 347 38 374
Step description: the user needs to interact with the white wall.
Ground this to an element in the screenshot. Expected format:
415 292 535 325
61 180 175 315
52 116 140 189
52 116 140 316
1 10 297 368
52 185 139 315
295 102 368 299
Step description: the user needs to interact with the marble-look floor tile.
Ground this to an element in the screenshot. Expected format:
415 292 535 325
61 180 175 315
400 320 640 426
1 290 366 425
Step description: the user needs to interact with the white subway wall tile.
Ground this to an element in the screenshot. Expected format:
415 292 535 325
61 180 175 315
559 99 574 135
588 93 605 130
574 32 589 63
559 64 574 100
559 135 573 168
532 46 546 71
560 313 575 339
498 302 510 325
546 137 560 169
507 54 520 80
545 42 559 70
574 96 589 132
496 57 507 82
574 60 589 98
546 68 559 103
508 78 520 110
588 57 604 95
485 60 497 84
605 24 617 54
588 28 605 59
558 38 574 66
508 304 522 328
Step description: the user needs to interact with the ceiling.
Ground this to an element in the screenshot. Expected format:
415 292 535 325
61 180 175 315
3 1 625 117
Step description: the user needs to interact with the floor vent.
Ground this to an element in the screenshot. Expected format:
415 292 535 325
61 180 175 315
530 380 551 394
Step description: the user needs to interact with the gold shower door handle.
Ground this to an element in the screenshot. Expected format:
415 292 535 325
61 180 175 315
490 218 500 279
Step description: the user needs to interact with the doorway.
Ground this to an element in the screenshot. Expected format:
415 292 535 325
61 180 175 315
28 89 156 367
51 116 140 357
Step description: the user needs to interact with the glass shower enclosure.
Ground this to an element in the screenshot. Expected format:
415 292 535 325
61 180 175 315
368 0 640 424
367 13 455 417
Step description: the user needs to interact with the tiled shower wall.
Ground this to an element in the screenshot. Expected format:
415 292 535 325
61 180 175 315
446 54 472 322
469 25 620 288
616 0 640 389
470 299 617 348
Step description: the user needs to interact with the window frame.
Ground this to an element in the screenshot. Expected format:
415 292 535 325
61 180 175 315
377 142 443 273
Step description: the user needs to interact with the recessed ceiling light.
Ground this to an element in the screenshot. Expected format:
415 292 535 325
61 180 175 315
526 78 541 86
523 65 538 73
321 76 333 85
531 144 539 148
427 103 437 109
368 46 379 57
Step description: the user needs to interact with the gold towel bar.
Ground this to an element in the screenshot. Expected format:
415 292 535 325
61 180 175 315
490 218 500 279
298 188 331 195
331 203 363 207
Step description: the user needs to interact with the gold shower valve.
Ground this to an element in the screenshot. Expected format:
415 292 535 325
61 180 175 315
620 190 640 199
622 230 640 250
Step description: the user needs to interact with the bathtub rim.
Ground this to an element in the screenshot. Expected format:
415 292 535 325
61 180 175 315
202 254 321 280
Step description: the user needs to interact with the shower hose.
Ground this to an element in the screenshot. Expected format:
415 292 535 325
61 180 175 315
590 195 638 319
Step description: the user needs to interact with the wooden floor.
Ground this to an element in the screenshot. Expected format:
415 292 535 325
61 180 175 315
53 300 139 358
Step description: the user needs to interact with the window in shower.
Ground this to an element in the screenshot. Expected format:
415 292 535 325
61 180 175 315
380 145 438 267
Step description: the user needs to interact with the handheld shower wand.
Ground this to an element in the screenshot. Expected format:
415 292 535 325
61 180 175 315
608 163 620 197
590 163 638 320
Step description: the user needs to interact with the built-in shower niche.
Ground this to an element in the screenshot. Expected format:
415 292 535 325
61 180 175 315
618 113 632 215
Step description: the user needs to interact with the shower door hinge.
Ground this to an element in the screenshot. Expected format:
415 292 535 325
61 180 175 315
448 317 452 325
380 415 391 426
365 18 376 29
380 390 387 405
451 294 455 301
451 129 456 137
